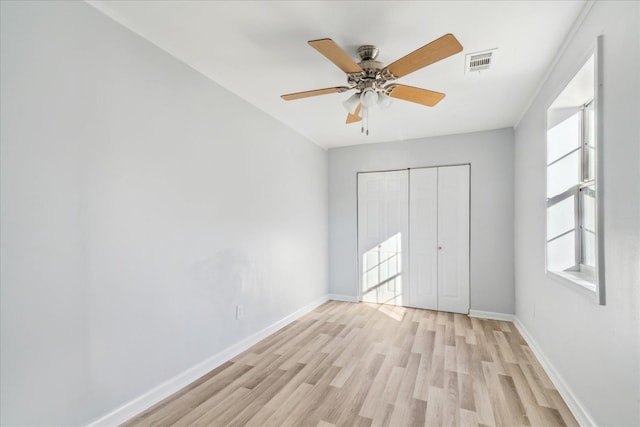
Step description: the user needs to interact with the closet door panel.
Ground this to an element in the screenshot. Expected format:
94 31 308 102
409 168 438 310
437 165 470 314
357 170 409 306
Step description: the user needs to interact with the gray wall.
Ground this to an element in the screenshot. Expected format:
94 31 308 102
0 1 328 425
329 128 515 315
514 1 639 425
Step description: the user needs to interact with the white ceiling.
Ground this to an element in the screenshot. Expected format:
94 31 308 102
87 0 586 149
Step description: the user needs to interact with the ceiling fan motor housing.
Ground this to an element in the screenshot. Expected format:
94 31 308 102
359 59 385 78
346 44 387 91
357 45 379 61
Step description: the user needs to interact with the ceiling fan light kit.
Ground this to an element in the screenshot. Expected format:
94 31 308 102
360 88 379 108
378 92 393 109
281 34 463 135
342 92 361 114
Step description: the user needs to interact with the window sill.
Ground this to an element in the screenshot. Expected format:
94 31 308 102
548 269 597 293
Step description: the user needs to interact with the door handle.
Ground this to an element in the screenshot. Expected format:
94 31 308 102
438 246 443 250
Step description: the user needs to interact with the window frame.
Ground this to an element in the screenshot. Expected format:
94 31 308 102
544 37 605 305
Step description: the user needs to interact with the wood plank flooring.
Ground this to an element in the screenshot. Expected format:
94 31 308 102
123 301 578 427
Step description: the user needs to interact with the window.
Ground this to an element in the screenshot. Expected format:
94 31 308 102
546 103 594 273
546 46 604 304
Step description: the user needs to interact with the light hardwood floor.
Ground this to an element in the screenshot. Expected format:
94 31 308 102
124 301 578 426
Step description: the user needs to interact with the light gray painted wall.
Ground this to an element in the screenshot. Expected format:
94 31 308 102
514 2 640 425
329 129 515 314
0 1 328 425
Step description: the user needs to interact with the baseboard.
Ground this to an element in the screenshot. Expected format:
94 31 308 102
513 317 595 427
468 309 515 322
86 295 329 427
328 293 359 303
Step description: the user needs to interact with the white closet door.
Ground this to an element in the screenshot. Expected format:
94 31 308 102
409 168 439 310
357 170 409 306
437 165 470 314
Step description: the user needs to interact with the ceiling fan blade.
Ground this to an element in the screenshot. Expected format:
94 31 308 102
386 84 445 107
281 86 351 101
308 38 364 74
381 33 463 79
346 104 362 124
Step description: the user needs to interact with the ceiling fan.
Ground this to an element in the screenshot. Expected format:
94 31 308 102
281 34 463 131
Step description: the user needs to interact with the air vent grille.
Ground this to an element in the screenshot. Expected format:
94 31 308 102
465 49 496 73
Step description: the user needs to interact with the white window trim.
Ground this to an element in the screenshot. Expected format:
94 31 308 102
544 36 605 305
547 270 597 295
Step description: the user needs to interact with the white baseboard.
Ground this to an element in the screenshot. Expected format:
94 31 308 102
468 310 515 322
328 293 358 303
86 295 329 427
513 317 595 427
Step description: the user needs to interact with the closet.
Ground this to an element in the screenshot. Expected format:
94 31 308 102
357 165 469 314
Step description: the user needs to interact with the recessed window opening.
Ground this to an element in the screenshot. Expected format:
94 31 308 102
545 46 605 304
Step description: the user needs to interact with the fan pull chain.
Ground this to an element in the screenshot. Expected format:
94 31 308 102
360 108 370 136
366 108 370 136
365 108 369 136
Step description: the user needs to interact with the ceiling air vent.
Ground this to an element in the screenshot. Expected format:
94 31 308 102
465 49 496 74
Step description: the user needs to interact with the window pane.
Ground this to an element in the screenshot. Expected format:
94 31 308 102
587 147 595 180
586 103 596 181
582 231 596 268
547 151 580 197
581 183 596 267
581 184 596 232
547 112 580 164
548 230 576 272
547 195 575 240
